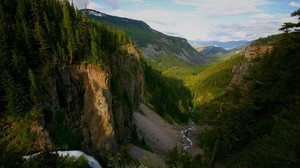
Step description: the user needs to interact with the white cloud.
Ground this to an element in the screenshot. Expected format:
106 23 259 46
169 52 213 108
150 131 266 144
253 13 276 19
110 6 297 41
70 0 90 9
173 0 267 16
289 1 300 7
87 1 103 11
69 0 297 41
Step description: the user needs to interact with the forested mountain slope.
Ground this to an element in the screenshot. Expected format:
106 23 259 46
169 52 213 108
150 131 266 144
165 14 300 167
81 9 204 66
0 0 142 165
0 0 193 166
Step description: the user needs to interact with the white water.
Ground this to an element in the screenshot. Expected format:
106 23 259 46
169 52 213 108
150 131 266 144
24 150 102 168
57 150 102 168
178 119 197 151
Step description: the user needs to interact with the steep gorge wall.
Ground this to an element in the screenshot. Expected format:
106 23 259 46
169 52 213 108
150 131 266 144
230 45 273 86
109 44 145 144
40 64 116 155
40 45 144 157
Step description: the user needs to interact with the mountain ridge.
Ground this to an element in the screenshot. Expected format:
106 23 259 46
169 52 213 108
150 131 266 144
82 9 205 65
190 40 251 50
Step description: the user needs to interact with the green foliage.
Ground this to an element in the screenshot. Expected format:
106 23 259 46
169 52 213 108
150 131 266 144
144 63 192 122
0 0 131 116
165 146 205 168
147 55 192 71
0 107 44 153
197 30 300 167
86 9 203 64
250 34 285 46
0 148 23 168
47 123 81 150
0 0 132 164
186 55 247 105
46 109 82 149
107 146 145 168
22 152 88 168
162 64 209 81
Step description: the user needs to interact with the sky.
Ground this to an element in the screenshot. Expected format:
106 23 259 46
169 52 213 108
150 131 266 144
70 0 300 41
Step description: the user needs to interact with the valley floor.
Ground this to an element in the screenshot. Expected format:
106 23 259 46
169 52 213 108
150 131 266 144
129 103 203 166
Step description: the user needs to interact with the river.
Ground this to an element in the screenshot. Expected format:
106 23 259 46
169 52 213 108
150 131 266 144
178 119 197 151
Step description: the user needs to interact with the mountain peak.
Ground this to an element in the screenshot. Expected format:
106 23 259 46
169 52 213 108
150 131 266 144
81 9 106 17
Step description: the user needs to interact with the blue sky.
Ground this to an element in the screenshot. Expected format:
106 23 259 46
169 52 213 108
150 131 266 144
71 0 300 41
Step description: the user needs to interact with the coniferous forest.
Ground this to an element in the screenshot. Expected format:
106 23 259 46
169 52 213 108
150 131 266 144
0 0 300 167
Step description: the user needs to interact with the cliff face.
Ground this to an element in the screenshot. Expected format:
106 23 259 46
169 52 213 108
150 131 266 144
230 62 251 85
41 64 116 154
40 45 144 157
109 44 145 143
230 45 273 86
244 45 273 61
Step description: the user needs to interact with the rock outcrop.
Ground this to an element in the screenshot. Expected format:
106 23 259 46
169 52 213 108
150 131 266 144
40 45 144 158
244 45 273 61
109 44 144 143
230 62 251 85
230 45 273 86
52 64 117 154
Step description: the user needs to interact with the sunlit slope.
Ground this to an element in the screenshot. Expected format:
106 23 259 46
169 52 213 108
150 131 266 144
185 55 247 105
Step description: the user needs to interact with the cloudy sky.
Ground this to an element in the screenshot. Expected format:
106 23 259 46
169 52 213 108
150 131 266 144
71 0 300 41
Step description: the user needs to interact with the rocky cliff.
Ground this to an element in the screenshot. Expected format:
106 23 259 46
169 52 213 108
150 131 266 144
244 45 273 61
230 45 273 85
40 45 144 158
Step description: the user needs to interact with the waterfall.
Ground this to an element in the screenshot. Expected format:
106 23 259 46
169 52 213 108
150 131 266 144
23 150 102 168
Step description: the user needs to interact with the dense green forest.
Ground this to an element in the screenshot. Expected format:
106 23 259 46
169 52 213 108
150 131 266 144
0 0 130 118
144 63 192 122
0 0 192 166
1 0 299 167
0 0 132 166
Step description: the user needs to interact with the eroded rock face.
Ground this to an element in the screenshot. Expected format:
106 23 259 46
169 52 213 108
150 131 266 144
110 44 145 143
244 45 273 61
230 63 251 85
78 65 116 153
55 64 116 154
229 45 273 86
39 44 144 160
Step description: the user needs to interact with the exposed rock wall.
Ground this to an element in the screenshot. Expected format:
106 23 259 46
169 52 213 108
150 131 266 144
109 44 144 143
230 45 273 86
230 63 251 85
244 45 273 61
54 64 116 154
40 44 144 158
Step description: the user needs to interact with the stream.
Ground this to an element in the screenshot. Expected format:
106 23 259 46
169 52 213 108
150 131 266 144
178 119 197 151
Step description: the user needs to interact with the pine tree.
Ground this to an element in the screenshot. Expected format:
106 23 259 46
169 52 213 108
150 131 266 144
62 0 75 64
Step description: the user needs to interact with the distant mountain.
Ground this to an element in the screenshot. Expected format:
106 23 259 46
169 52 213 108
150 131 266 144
196 46 228 56
189 40 251 50
82 9 204 65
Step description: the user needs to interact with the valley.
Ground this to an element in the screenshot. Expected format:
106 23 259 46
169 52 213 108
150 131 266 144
0 0 299 168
